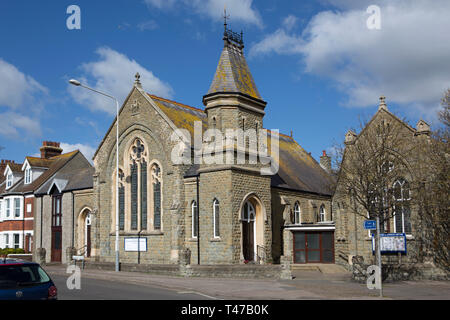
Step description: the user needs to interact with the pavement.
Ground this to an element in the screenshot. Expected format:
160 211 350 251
43 264 450 300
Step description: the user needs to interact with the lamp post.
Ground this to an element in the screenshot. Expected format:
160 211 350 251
69 79 120 272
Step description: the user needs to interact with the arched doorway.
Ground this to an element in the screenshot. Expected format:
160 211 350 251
77 208 92 257
240 196 266 263
85 212 91 257
242 201 256 261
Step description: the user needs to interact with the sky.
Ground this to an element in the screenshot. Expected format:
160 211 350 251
0 0 449 165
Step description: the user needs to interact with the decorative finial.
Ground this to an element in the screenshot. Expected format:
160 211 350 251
134 72 142 88
379 95 387 110
223 7 229 32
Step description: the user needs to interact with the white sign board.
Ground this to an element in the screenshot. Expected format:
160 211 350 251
124 238 147 252
372 233 406 253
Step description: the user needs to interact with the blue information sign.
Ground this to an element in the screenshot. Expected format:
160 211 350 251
364 220 377 230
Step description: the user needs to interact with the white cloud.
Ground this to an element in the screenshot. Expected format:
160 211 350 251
69 47 173 115
137 20 159 31
282 15 298 31
0 112 41 139
144 0 262 27
60 142 96 163
250 0 450 117
0 58 48 109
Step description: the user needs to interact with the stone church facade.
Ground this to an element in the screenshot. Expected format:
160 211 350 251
90 27 335 266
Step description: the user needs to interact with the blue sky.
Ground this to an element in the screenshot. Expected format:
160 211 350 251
0 0 449 164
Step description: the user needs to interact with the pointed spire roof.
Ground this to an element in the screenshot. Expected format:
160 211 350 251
207 25 262 101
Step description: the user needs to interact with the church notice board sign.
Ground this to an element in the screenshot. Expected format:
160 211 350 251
372 233 407 254
124 237 148 252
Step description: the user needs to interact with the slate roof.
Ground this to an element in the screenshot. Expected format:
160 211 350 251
207 42 262 100
150 94 333 196
0 151 86 196
35 166 94 196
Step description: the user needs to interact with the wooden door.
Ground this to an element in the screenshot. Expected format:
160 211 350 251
51 227 62 262
242 221 254 261
86 225 91 257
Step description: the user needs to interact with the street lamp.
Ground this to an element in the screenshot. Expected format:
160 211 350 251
69 79 121 272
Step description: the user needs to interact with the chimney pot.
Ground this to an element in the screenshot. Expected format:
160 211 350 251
40 141 63 159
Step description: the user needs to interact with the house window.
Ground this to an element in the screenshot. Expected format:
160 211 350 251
213 199 220 238
14 198 21 218
5 199 10 218
0 200 3 220
294 202 301 224
52 194 62 227
25 167 32 184
6 173 12 188
192 201 198 238
393 178 412 234
319 205 326 222
13 234 20 249
4 234 10 248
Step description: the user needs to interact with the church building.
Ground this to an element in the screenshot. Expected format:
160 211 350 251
91 25 335 266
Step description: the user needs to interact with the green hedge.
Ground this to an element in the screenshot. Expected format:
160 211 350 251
0 248 26 256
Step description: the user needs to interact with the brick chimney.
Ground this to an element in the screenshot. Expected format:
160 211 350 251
40 141 63 159
320 150 332 173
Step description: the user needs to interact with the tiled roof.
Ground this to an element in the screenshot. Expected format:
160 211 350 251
266 130 334 196
150 94 333 195
149 94 207 141
1 151 79 195
207 43 262 100
35 166 94 195
25 157 53 168
6 162 23 173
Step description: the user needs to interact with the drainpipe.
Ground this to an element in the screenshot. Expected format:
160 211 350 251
71 191 75 249
196 175 200 265
22 196 25 251
40 196 43 248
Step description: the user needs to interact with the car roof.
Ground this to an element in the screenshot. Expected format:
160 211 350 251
0 258 38 266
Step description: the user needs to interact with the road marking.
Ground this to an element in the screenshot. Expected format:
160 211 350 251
177 291 222 300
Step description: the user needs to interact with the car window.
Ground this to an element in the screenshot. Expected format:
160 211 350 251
0 264 50 289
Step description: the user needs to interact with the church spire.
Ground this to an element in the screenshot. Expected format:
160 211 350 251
205 14 261 102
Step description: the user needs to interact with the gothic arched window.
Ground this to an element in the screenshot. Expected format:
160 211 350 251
294 202 301 224
393 178 411 234
319 205 326 222
192 200 198 238
213 199 220 238
151 163 162 230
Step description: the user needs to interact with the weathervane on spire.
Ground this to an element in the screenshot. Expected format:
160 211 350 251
223 6 230 33
222 7 244 48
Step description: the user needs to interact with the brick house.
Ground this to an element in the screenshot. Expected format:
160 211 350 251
90 26 335 266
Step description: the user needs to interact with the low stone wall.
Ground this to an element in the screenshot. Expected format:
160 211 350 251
80 260 283 279
351 255 449 282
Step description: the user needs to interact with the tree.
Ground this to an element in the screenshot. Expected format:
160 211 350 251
414 89 450 270
334 114 415 238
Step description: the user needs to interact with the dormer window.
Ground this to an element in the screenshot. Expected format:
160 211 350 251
25 167 32 184
6 172 13 189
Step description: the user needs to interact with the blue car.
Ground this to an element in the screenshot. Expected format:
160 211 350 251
0 259 57 300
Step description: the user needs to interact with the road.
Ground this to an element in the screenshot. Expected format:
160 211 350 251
51 274 213 300
44 265 450 300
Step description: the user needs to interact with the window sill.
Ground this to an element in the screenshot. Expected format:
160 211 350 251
188 237 198 242
110 230 164 236
210 237 221 242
